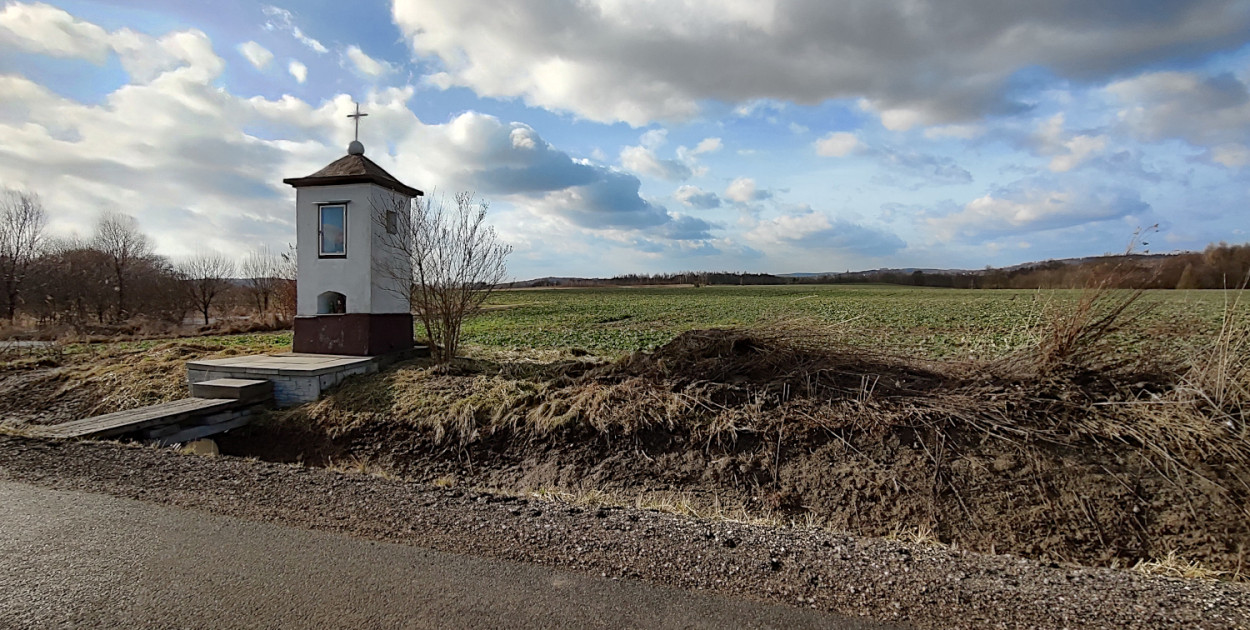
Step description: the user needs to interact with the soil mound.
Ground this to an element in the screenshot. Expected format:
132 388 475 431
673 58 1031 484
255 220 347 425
613 329 950 397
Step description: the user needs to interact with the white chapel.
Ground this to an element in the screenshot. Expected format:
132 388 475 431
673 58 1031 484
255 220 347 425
282 113 421 356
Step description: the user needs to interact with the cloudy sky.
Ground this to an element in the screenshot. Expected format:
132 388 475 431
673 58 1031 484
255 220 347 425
1 0 1248 279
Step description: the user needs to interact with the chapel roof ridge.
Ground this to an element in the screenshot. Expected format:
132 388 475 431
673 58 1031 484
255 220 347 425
283 148 422 197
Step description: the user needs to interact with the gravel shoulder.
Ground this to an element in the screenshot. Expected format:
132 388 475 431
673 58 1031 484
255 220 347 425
1 434 1247 630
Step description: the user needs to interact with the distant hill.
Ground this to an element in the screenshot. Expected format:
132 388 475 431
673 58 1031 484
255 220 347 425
500 246 1248 291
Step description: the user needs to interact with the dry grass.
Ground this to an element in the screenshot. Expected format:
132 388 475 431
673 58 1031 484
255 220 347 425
0 334 291 427
523 485 789 528
0 424 35 437
177 439 219 457
326 455 400 480
1132 550 1232 581
887 522 944 547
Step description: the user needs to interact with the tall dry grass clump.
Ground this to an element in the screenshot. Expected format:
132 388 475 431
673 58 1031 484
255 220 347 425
1028 284 1151 376
1120 277 1250 472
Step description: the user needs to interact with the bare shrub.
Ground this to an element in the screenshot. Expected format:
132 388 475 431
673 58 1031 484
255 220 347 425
377 191 511 363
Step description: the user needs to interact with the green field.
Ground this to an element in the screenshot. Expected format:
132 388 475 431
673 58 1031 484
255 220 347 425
463 285 1235 359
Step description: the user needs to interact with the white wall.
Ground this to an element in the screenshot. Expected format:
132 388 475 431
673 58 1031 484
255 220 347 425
294 183 413 316
368 187 414 314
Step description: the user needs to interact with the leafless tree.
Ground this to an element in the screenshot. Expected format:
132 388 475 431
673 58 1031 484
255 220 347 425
26 237 188 329
274 243 297 319
37 238 114 326
92 209 151 321
240 246 280 315
376 191 511 363
179 251 236 325
0 188 48 321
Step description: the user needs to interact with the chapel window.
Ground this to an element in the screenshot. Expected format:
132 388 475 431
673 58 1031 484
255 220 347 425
319 204 346 257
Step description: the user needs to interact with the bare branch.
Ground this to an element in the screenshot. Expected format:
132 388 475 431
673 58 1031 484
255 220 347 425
374 190 511 363
240 246 280 315
92 209 151 321
0 188 48 321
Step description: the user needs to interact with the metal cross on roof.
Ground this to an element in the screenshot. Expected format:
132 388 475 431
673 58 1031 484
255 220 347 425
347 102 368 141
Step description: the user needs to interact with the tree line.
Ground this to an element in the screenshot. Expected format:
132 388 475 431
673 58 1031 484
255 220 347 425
593 245 1250 290
956 245 1250 290
0 189 295 333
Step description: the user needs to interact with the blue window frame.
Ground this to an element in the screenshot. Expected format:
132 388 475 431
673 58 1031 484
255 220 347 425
319 204 346 257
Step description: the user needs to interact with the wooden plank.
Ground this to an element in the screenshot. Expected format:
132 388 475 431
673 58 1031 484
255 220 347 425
32 398 238 439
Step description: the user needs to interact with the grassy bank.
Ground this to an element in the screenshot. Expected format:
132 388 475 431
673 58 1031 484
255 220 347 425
222 286 1249 579
3 285 1247 579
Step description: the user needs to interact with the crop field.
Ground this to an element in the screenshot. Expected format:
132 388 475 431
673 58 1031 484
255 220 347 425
464 284 1234 359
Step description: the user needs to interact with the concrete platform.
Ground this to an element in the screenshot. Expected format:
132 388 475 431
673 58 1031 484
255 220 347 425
186 350 424 407
187 354 376 376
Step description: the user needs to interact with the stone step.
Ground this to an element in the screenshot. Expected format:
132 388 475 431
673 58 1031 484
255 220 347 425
190 378 274 403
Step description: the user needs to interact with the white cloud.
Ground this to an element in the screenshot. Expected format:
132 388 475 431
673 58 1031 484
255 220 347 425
394 0 1250 127
620 145 692 181
814 131 861 157
691 137 722 155
926 184 1148 241
673 185 720 209
0 44 309 257
747 210 834 245
725 177 771 204
344 45 394 78
0 5 719 269
1211 143 1250 167
1034 114 1106 173
0 1 110 61
866 103 927 132
734 99 785 118
388 111 709 238
744 208 905 256
262 5 327 54
1049 135 1106 173
619 128 703 181
1108 69 1250 167
639 129 668 150
237 41 273 70
0 2 222 84
288 59 307 83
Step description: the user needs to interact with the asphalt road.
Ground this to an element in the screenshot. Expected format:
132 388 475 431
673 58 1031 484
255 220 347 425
0 480 889 629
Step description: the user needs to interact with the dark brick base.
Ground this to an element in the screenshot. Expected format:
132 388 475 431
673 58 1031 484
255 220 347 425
293 313 414 356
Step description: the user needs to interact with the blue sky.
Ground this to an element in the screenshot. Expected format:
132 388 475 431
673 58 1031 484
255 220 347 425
1 1 1249 280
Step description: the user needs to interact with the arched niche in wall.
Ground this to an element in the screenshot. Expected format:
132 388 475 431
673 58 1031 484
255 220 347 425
317 291 347 314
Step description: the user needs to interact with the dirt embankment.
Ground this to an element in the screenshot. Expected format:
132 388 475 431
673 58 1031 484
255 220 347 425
220 327 1250 579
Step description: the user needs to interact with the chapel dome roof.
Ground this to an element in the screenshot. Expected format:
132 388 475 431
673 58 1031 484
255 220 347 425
283 147 422 197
